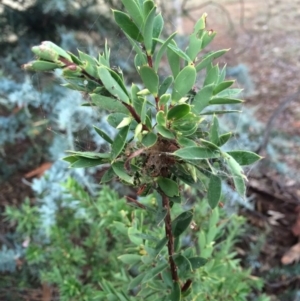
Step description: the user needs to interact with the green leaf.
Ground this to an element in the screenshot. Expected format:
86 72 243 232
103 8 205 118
98 66 129 103
154 32 177 71
65 151 110 159
101 167 115 183
218 88 243 98
93 126 114 144
196 49 229 72
173 147 220 160
188 257 208 270
172 65 196 102
70 158 104 168
156 111 166 126
167 42 181 78
158 94 171 107
218 132 232 146
201 30 216 49
151 13 164 53
128 227 143 245
90 94 129 114
143 0 155 17
203 65 219 86
200 139 219 151
192 84 214 114
177 137 197 147
142 262 168 283
121 0 143 28
213 80 235 95
154 237 167 256
112 161 134 184
128 272 146 290
107 113 128 128
111 125 130 159
224 153 246 197
170 282 181 301
167 104 190 120
139 66 159 96
172 210 193 237
200 110 241 116
143 6 156 54
158 76 173 97
207 175 222 209
157 177 179 197
209 97 243 105
226 150 262 166
210 115 220 145
118 254 141 265
156 125 175 139
113 10 143 42
142 132 157 147
62 155 78 164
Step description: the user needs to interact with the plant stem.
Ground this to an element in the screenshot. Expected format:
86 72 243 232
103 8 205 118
162 193 179 283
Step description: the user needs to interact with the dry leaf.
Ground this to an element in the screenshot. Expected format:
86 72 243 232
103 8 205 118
281 242 300 265
24 162 52 178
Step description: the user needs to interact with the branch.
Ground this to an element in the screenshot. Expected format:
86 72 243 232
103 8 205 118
162 193 179 283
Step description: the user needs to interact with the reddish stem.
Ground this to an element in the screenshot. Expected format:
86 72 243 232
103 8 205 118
162 193 179 283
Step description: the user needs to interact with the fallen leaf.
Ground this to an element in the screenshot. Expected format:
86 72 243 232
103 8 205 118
281 242 300 265
24 162 52 178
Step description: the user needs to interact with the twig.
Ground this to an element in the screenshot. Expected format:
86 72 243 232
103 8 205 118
126 196 147 210
162 193 179 283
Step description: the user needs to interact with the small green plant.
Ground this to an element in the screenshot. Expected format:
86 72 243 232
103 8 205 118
23 0 262 299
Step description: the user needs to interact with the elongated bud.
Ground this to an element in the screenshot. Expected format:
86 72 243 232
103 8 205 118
40 41 72 61
32 45 59 62
22 60 62 71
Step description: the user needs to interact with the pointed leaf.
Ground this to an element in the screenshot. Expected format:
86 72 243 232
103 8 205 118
128 272 146 290
224 153 246 197
112 161 134 184
172 65 196 102
151 13 164 53
101 167 116 183
157 177 179 197
188 257 208 270
218 132 232 146
207 175 222 209
113 10 143 42
118 254 141 265
167 42 181 78
210 115 220 145
213 80 235 95
158 76 173 96
143 6 156 54
203 65 219 86
209 97 243 105
139 66 159 96
70 158 104 168
93 126 113 144
142 262 168 283
226 150 262 166
172 210 193 237
156 111 166 126
173 147 220 160
154 32 177 71
192 84 214 114
98 66 129 103
111 125 130 159
170 282 181 301
121 0 143 27
196 49 229 72
90 94 129 114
